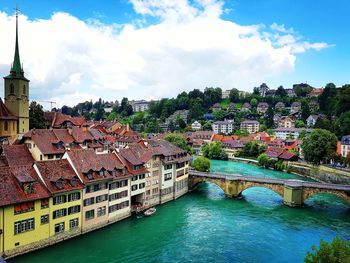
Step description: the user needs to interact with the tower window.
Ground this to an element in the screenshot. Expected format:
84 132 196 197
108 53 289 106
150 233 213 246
10 83 14 94
23 85 26 94
4 121 8 131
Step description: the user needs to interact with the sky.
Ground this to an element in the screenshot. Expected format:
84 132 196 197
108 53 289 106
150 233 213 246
0 0 349 108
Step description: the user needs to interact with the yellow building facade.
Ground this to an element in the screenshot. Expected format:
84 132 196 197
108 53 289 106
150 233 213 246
2 200 50 258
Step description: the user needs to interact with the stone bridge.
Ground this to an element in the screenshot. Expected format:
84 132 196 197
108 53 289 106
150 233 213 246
189 170 350 207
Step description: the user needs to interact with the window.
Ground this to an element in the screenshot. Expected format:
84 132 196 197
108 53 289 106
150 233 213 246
109 182 119 190
68 205 80 215
152 187 159 194
96 194 108 203
41 215 49 225
138 174 145 180
53 208 67 219
10 83 14 94
165 164 172 170
54 222 65 234
69 218 79 230
153 170 159 177
85 210 95 220
14 202 35 214
68 192 80 202
23 85 26 94
139 183 145 189
99 170 105 177
108 201 129 213
164 173 172 181
14 218 35 235
53 195 66 205
41 199 49 209
131 185 138 191
97 206 106 217
120 180 128 187
131 176 138 181
83 197 95 206
23 183 34 194
48 154 54 160
4 121 8 131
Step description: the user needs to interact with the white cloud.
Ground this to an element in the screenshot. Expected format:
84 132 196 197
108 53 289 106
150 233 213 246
0 1 331 108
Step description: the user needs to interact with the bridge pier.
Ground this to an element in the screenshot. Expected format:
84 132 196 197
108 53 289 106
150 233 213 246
283 181 303 207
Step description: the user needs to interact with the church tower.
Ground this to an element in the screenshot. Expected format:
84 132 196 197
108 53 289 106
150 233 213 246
3 8 29 134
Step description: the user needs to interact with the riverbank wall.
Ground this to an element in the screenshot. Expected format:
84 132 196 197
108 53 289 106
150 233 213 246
228 157 350 184
288 162 350 184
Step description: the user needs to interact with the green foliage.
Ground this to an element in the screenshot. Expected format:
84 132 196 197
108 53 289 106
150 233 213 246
301 100 311 121
144 120 161 133
336 85 350 115
164 134 193 154
29 101 46 129
234 129 249 136
276 86 287 97
202 142 228 160
305 237 350 263
335 111 350 137
213 109 226 121
294 83 313 97
229 88 240 102
107 112 118 121
257 153 269 167
240 141 266 158
265 106 275 128
302 129 338 165
250 98 258 107
257 153 286 171
318 83 337 116
192 156 211 172
295 120 306 128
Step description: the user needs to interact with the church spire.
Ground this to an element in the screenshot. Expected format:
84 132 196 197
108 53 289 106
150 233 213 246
10 6 24 78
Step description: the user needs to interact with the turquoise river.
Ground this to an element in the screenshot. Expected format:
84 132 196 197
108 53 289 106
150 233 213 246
10 160 350 263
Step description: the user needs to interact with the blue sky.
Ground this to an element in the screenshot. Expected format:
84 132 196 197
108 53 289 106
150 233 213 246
0 0 349 106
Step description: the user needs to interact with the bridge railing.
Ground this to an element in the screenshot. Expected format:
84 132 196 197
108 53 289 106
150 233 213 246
189 169 350 192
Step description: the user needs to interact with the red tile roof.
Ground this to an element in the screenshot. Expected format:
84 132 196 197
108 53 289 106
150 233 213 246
0 166 50 207
35 159 84 194
23 129 65 155
266 147 285 158
2 144 34 166
278 151 297 160
52 129 75 144
67 149 119 183
71 126 93 143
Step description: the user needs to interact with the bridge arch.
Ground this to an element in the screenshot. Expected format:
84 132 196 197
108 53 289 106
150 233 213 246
237 182 284 199
303 190 350 206
190 177 227 195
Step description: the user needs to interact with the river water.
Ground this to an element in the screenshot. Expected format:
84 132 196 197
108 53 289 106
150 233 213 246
11 160 350 263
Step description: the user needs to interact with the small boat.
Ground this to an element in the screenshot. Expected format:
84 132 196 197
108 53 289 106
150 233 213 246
144 207 156 216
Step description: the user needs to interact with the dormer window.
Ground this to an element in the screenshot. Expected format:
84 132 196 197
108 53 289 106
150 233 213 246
23 183 34 194
86 171 93 180
70 177 78 187
99 169 105 177
112 169 116 176
122 168 126 175
55 180 64 190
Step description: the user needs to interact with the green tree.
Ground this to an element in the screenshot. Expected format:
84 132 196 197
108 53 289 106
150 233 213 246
295 120 306 128
305 237 350 263
164 134 193 154
336 84 350 115
202 142 228 160
29 101 46 129
250 98 258 107
318 83 337 115
302 129 338 165
241 141 266 157
229 88 240 102
192 156 211 172
335 111 350 137
276 86 287 97
257 153 269 167
265 106 275 128
301 100 311 121
144 120 161 133
107 112 117 121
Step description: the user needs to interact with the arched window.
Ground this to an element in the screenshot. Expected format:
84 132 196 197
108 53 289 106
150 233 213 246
10 83 14 94
23 85 26 95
